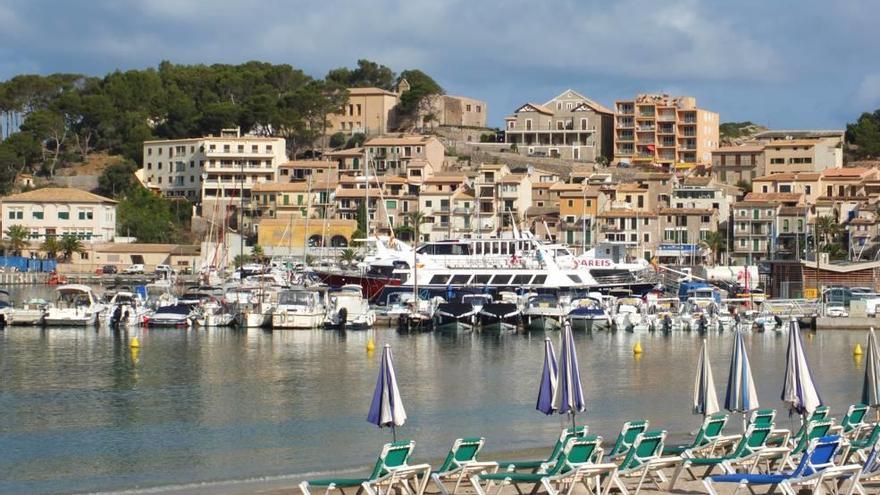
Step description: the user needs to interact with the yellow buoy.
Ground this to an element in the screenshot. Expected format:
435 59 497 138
366 338 375 352
854 343 863 356
633 341 643 354
130 337 140 348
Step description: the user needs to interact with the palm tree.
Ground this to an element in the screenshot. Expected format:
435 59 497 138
815 215 842 246
41 236 61 259
339 248 358 266
405 210 429 245
5 225 29 256
59 235 84 262
250 244 265 264
701 231 727 265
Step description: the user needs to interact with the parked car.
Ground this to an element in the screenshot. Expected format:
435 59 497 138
154 264 174 274
101 265 118 275
122 264 145 275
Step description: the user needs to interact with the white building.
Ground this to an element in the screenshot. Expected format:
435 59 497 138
1 187 117 242
141 128 288 206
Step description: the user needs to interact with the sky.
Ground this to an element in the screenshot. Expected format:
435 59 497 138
0 0 877 129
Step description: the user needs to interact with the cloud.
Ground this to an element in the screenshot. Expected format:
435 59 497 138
856 74 880 108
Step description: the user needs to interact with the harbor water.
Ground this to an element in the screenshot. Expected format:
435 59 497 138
0 287 872 494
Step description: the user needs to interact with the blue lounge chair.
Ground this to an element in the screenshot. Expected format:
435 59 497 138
852 437 880 495
704 435 862 495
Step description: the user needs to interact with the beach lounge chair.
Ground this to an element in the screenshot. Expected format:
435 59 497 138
470 435 617 495
752 419 834 471
809 405 831 422
704 435 863 495
605 420 649 460
852 438 880 495
838 404 870 436
430 437 498 495
300 440 431 495
663 413 728 456
496 425 588 472
847 423 880 462
670 424 774 483
749 409 778 428
606 430 683 495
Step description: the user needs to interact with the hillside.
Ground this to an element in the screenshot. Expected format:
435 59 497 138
719 121 768 145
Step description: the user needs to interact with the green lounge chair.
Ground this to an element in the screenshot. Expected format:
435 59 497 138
839 404 870 436
496 425 588 472
770 407 832 448
752 419 835 471
748 408 777 428
430 437 498 495
670 424 774 484
662 413 728 456
809 405 830 422
847 423 880 462
300 440 431 495
607 430 683 495
470 436 618 495
712 408 777 451
605 420 649 460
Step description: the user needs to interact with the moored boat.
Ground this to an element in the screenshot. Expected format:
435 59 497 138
43 284 105 327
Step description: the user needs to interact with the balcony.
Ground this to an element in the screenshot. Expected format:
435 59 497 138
616 119 634 128
657 113 676 122
452 207 473 215
616 133 634 141
204 149 275 159
658 126 675 135
617 105 634 115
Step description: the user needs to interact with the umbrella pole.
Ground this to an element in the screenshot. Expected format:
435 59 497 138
570 411 576 429
392 425 397 442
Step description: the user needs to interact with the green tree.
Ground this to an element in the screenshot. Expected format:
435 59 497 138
326 60 396 90
117 186 182 242
40 236 60 259
4 225 29 256
233 254 252 268
846 110 880 159
19 109 68 176
59 235 84 261
97 160 139 198
735 180 751 194
404 210 429 245
355 201 368 233
339 248 358 266
329 132 347 149
396 70 443 116
701 231 727 265
345 132 366 149
250 244 265 264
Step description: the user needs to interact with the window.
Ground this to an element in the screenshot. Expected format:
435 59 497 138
425 200 432 207
386 200 397 209
147 148 153 156
429 275 451 284
450 274 471 284
783 219 790 232
283 195 289 205
157 162 162 170
473 274 491 284
266 145 273 152
490 274 513 285
805 185 812 195
32 211 43 220
701 215 710 223
525 119 532 131
466 104 472 112
476 105 481 113
567 200 574 207
58 211 70 220
78 210 94 220
770 158 784 164
8 209 22 220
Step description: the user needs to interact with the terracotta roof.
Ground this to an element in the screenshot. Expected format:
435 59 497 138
560 189 598 198
849 218 877 225
734 200 780 208
546 89 614 114
347 87 398 96
453 190 475 200
333 189 370 199
549 183 583 191
2 187 117 204
325 147 364 157
658 208 715 215
526 206 559 217
278 160 337 169
821 167 874 179
598 209 657 218
631 172 674 180
744 192 803 203
713 145 764 153
753 172 821 181
365 135 436 146
531 182 554 189
252 182 310 193
778 206 808 215
499 174 527 184
682 177 712 187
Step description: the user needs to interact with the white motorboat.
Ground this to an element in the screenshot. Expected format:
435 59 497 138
7 298 49 326
568 296 612 331
104 291 149 328
147 303 196 328
612 297 643 331
522 293 566 331
325 285 375 330
272 288 326 329
194 300 235 327
43 285 106 326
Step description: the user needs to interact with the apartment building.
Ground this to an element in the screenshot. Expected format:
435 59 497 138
276 161 338 184
614 94 719 169
671 181 734 228
1 187 117 242
819 167 877 199
656 208 718 264
597 209 658 261
848 212 880 261
754 130 844 172
731 192 803 264
142 129 287 204
775 206 809 260
504 89 614 162
325 147 364 176
363 135 444 182
752 173 821 204
711 145 765 184
252 182 311 219
557 187 600 249
327 87 399 135
418 175 470 241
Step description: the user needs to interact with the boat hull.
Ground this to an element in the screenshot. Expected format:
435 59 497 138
523 314 562 332
272 311 325 329
314 270 400 301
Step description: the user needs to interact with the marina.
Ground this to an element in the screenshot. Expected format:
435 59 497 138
0 317 874 495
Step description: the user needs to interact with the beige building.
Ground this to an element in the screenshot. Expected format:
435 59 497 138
504 89 614 162
363 135 444 183
597 209 658 261
327 87 400 136
657 208 718 264
1 188 117 242
752 173 821 204
614 94 719 169
142 128 287 202
762 139 842 174
421 95 488 128
711 145 765 184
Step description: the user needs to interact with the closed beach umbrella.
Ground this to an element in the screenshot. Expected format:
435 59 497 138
536 337 558 415
781 318 823 417
862 328 880 411
725 329 760 416
552 321 586 426
694 338 720 416
367 344 407 440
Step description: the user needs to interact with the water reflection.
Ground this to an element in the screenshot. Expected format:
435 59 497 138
0 319 870 495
